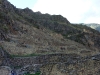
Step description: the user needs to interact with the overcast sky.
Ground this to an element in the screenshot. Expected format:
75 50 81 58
8 0 100 24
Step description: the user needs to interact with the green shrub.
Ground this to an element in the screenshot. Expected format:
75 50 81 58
10 53 40 58
2 25 9 33
24 71 41 75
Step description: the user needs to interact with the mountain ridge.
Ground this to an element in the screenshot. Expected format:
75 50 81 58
82 23 100 32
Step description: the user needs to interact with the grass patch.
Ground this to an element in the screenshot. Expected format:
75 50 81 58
14 66 22 69
10 52 64 58
24 72 41 75
10 53 40 57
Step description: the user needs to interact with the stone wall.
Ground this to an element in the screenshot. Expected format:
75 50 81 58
9 53 81 68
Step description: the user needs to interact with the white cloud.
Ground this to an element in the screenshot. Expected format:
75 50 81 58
84 17 100 24
32 0 100 24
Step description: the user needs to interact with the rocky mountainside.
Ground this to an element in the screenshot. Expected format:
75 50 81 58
0 0 100 75
0 0 100 51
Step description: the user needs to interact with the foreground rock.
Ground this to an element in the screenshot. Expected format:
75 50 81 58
0 66 11 75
